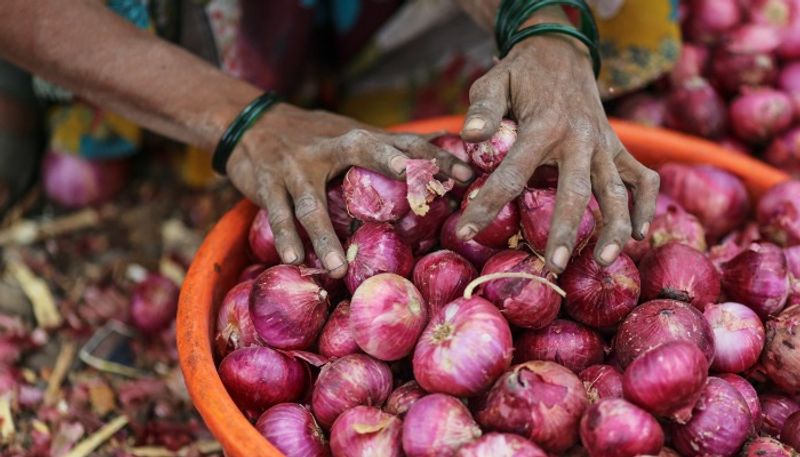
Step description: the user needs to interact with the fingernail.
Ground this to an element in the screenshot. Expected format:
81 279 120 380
390 156 408 175
551 246 570 270
600 243 620 264
324 252 346 272
640 222 650 238
452 164 474 182
457 224 478 240
283 249 298 264
465 118 486 132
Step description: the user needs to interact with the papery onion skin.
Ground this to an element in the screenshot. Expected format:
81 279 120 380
709 222 763 273
330 406 402 457
579 365 624 402
455 432 547 457
311 354 393 428
560 249 640 328
762 305 800 394
413 297 513 397
704 302 765 373
579 398 664 457
42 151 128 209
130 273 180 334
344 223 414 294
648 205 708 252
460 175 520 248
479 250 562 328
215 280 260 357
741 436 798 457
514 320 606 374
622 341 709 422
664 77 727 139
758 180 800 247
761 394 800 437
475 361 589 453
413 250 478 317
670 377 753 457
781 411 800 451
350 273 428 361
304 248 347 302
248 209 281 265
721 243 790 319
718 373 763 432
518 187 595 254
255 403 330 457
328 178 359 240
219 347 309 416
250 265 329 350
384 380 425 417
640 242 720 310
613 299 715 368
402 393 482 457
441 212 500 269
318 300 360 359
465 119 517 173
395 197 453 254
343 166 410 223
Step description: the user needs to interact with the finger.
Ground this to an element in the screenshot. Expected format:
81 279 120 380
255 172 305 265
590 152 632 266
461 68 509 143
334 128 410 180
285 177 348 278
545 146 593 274
391 133 474 183
615 147 660 239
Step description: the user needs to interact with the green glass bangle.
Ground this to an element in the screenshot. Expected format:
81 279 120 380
212 91 279 175
504 23 601 76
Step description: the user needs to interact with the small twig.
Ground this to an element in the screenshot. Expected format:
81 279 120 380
44 341 78 405
463 272 566 299
0 208 113 246
5 254 63 329
127 440 222 457
79 321 149 378
64 415 128 457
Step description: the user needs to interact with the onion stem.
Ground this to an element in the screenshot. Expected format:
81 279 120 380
463 272 566 299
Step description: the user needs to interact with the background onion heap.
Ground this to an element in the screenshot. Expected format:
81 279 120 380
214 116 800 456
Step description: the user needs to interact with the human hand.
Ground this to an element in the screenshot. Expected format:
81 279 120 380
226 104 474 278
457 32 659 274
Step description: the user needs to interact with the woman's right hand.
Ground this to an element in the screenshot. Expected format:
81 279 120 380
226 104 475 278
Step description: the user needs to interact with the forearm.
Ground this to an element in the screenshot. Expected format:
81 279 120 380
0 0 260 151
455 0 571 31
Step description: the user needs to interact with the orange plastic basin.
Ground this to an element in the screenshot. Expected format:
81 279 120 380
177 116 790 457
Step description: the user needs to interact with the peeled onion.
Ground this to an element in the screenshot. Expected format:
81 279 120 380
402 393 482 457
721 243 789 319
514 320 606 374
343 166 409 223
344 223 414 293
254 403 329 457
215 280 260 357
384 380 425 417
456 432 547 457
518 187 595 254
704 302 766 373
318 300 360 359
579 398 664 457
460 175 520 248
330 406 402 457
440 212 500 269
413 250 477 317
758 180 800 247
465 119 517 173
579 365 624 402
640 242 720 309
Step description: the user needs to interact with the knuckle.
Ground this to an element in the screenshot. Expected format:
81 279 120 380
602 180 629 201
640 169 661 191
294 194 323 220
341 128 373 148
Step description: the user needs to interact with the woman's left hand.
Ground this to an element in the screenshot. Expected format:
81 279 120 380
456 30 660 274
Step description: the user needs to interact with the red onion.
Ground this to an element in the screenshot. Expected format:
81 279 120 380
721 243 789 319
648 205 707 252
658 163 750 239
779 62 800 117
460 175 520 248
758 181 800 247
669 44 709 87
747 0 793 26
724 22 784 53
311 354 393 428
710 222 764 273
130 273 179 334
639 242 720 309
622 238 650 264
344 223 414 293
720 136 751 155
664 77 727 139
413 250 477 316
248 209 281 265
328 179 359 240
787 246 800 307
255 403 329 457
762 305 800 393
402 393 482 457
432 134 470 163
761 394 800 437
613 299 715 368
441 212 500 269
579 398 663 457
478 250 562 328
622 341 708 422
238 264 267 282
711 46 777 94
475 361 589 453
456 433 547 457
778 1 800 59
514 320 605 374
384 380 425 417
350 273 428 361
330 406 402 457
579 365 623 402
42 151 128 208
765 128 800 177
250 265 329 350
704 302 766 373
615 94 667 127
215 280 260 357
718 373 763 432
318 300 360 359
394 197 453 254
518 187 596 254
670 377 753 456
304 248 347 301
465 119 517 173
413 296 512 396
219 347 309 416
782 411 800 450
560 249 640 328
730 88 794 144
343 166 410 223
684 0 742 43
741 437 797 456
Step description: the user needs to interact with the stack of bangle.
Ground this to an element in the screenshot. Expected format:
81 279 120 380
495 0 601 77
212 90 280 175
